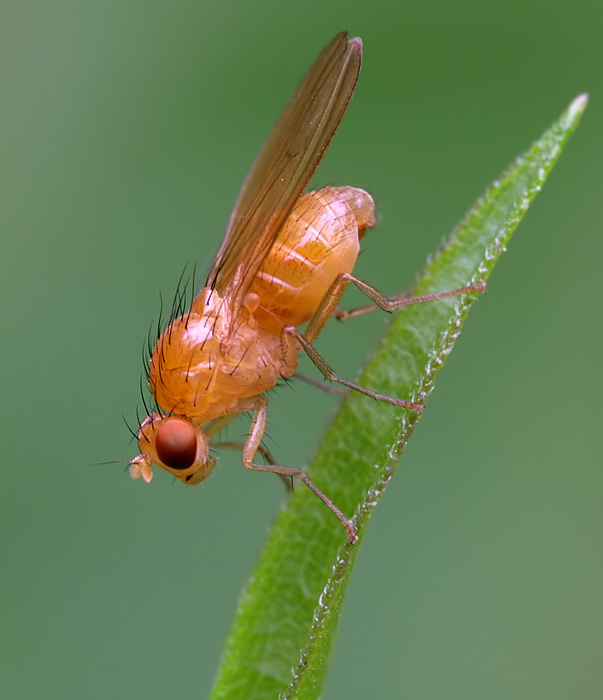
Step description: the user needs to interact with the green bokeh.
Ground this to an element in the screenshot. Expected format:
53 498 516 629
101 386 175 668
1 2 600 699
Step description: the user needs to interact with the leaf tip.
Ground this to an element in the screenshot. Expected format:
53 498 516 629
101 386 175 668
569 93 589 119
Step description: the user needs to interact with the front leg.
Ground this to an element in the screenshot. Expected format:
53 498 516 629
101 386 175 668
242 396 358 543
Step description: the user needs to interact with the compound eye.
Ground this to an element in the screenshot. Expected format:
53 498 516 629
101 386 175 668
155 419 197 470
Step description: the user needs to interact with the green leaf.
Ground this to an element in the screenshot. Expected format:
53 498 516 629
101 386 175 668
209 94 588 700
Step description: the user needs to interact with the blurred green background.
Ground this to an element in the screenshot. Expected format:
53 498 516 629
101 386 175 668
2 1 601 698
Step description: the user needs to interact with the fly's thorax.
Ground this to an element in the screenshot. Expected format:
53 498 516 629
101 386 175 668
248 186 375 334
131 413 215 485
149 287 283 421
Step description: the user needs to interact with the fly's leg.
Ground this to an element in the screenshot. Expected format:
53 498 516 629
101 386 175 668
292 373 348 397
212 440 276 465
204 413 239 440
333 277 486 321
282 326 422 411
305 272 486 341
290 273 484 410
212 439 293 491
242 396 358 543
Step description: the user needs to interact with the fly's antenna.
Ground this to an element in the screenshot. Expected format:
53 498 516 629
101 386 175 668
93 458 135 482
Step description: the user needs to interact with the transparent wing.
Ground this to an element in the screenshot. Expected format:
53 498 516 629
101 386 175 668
206 32 362 324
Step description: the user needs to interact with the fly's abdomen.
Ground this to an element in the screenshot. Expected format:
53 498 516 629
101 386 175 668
249 186 375 334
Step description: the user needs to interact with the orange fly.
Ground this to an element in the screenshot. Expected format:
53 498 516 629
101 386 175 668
129 33 483 543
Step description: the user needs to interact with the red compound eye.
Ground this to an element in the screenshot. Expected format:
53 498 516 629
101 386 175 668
155 419 197 470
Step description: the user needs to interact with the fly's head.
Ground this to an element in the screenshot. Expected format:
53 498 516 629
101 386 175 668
130 413 215 485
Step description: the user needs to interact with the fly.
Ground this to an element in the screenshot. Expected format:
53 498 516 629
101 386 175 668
129 33 484 543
